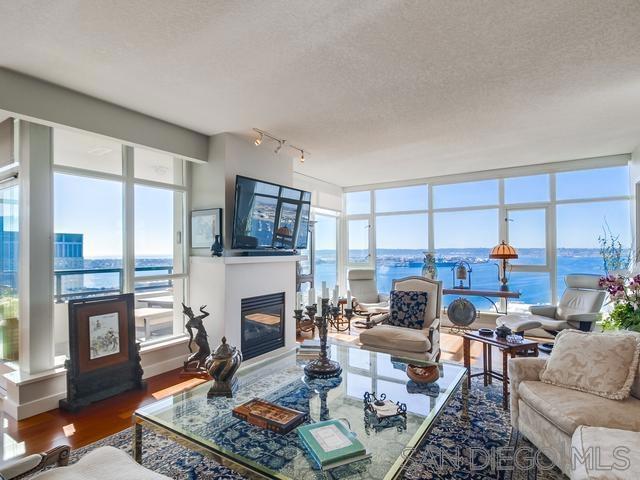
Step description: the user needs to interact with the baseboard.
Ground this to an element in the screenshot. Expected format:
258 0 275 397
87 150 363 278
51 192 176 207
4 390 67 420
141 354 186 379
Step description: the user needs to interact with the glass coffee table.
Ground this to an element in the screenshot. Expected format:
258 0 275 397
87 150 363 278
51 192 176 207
133 344 466 479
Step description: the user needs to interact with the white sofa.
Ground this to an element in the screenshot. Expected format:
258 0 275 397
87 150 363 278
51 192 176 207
509 351 640 477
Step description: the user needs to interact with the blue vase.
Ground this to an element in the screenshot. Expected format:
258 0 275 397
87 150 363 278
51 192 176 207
211 234 223 257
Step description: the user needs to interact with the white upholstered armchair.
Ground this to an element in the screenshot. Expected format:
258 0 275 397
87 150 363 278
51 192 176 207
359 276 442 362
347 268 389 314
0 446 169 479
497 274 606 345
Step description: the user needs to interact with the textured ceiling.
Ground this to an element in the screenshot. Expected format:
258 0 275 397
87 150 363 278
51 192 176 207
1 0 640 186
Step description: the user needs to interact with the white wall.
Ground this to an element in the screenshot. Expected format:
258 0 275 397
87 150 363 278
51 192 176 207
0 118 14 167
189 134 226 257
223 133 294 249
293 172 343 212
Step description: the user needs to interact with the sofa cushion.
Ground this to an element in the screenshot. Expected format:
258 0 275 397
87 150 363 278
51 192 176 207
359 325 431 353
518 380 640 436
539 330 640 400
571 426 640 480
388 290 427 329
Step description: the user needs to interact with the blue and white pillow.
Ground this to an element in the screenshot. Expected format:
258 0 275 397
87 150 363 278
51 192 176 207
388 290 428 329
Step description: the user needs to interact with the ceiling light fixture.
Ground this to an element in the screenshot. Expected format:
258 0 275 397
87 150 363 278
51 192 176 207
253 128 308 163
289 145 306 164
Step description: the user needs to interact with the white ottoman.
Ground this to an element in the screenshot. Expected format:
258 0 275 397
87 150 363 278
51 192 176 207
571 426 640 480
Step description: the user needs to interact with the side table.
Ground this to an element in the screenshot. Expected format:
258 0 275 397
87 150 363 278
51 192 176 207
462 330 539 409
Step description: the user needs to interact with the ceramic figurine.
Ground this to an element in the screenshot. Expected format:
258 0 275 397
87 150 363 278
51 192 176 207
206 336 242 397
182 303 211 374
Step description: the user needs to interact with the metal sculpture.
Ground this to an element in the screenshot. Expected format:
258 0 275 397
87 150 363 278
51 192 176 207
182 303 211 373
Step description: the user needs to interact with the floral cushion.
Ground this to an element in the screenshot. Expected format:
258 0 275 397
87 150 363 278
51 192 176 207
388 290 428 330
539 330 640 400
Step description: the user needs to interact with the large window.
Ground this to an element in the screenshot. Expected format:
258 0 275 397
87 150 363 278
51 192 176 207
314 212 338 287
344 162 631 311
53 129 187 351
53 173 124 302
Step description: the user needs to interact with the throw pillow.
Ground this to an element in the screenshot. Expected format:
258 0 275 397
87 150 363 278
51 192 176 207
388 290 427 330
539 330 640 400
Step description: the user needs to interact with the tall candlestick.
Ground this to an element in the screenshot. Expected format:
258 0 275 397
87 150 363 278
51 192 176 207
296 292 302 308
347 290 352 307
308 287 316 305
333 286 339 304
322 281 328 299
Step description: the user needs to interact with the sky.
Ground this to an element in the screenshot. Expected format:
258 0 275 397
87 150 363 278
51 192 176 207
54 173 176 258
346 166 631 251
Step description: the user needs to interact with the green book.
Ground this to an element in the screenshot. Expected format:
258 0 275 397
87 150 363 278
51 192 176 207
297 419 370 470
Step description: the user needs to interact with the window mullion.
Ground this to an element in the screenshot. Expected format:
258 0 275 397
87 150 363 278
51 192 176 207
123 145 135 294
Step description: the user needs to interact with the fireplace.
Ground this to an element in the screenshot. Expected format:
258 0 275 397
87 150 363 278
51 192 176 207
241 292 285 360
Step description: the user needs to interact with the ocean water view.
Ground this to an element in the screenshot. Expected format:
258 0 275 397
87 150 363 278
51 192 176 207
315 248 613 310
62 249 612 310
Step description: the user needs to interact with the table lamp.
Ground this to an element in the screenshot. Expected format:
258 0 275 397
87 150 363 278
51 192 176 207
489 241 518 290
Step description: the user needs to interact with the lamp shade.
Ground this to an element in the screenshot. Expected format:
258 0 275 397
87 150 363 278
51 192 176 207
489 240 518 259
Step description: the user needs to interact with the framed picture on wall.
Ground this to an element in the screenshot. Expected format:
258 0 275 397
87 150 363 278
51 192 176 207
60 293 145 411
191 208 222 248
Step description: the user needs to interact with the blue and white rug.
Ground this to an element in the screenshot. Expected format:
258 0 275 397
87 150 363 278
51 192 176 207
63 378 565 479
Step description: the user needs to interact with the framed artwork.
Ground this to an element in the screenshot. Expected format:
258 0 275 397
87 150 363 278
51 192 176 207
60 294 145 411
191 208 222 248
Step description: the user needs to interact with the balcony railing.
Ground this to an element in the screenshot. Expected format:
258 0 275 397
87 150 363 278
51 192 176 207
53 266 173 303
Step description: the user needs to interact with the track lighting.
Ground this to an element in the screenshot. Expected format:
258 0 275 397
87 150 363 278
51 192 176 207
253 128 308 163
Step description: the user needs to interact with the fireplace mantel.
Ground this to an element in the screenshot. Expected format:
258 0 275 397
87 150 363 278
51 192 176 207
189 255 298 367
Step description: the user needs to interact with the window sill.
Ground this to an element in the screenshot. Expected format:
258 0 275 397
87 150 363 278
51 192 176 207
140 334 189 353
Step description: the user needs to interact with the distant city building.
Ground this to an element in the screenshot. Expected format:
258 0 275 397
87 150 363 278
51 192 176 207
0 218 84 290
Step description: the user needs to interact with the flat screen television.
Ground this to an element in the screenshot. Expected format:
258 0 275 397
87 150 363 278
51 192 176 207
232 175 312 251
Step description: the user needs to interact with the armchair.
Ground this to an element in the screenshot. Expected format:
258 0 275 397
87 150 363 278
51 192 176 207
347 269 389 327
497 274 606 349
509 351 640 477
359 276 442 362
0 446 169 479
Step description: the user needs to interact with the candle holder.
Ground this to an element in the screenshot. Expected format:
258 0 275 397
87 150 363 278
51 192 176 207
294 307 315 337
300 298 342 379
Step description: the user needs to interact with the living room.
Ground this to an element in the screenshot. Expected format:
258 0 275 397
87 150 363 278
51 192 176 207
0 1 639 479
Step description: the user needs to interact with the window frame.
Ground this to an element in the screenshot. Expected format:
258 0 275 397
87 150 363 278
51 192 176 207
343 158 631 310
52 136 189 346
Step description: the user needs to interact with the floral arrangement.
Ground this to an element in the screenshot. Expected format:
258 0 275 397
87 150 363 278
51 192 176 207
599 274 640 332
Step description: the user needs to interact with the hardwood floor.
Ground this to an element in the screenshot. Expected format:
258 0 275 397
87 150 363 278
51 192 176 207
0 329 546 465
0 370 209 464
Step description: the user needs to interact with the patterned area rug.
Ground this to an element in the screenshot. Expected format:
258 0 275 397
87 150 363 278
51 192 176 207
57 379 565 479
